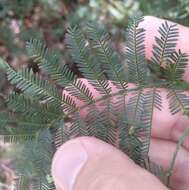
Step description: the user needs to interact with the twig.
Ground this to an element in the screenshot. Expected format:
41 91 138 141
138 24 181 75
166 126 189 186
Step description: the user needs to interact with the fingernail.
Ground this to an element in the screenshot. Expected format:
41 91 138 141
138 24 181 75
52 139 88 190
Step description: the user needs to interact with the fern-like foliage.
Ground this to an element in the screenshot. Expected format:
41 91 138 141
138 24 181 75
166 50 188 81
86 22 127 89
1 16 189 189
13 175 30 190
125 17 147 85
167 89 189 114
7 67 61 105
152 21 179 67
26 39 76 87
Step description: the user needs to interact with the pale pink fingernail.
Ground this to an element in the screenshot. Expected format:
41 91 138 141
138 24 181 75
52 140 88 190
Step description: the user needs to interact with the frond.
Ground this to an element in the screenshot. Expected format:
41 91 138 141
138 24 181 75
171 80 189 91
2 62 77 114
61 93 77 113
66 79 94 103
126 89 145 124
65 26 96 79
6 66 61 104
7 93 61 122
89 79 111 95
86 22 127 89
50 119 68 149
139 88 162 158
17 115 49 129
13 175 30 190
145 158 167 184
69 112 89 137
28 36 104 105
65 26 112 95
125 16 147 85
41 60 77 87
1 16 187 188
119 88 162 165
166 50 188 81
167 89 189 114
41 180 56 190
85 100 117 145
114 94 127 115
99 98 118 145
0 112 49 135
31 176 56 190
119 121 143 165
151 21 179 67
16 129 53 177
26 39 48 64
27 39 77 87
85 105 108 139
0 134 36 143
31 177 43 190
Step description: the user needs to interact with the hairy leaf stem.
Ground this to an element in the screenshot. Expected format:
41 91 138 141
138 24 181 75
65 86 141 118
166 126 189 186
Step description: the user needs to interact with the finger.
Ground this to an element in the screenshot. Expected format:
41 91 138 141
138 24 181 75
149 138 189 190
52 137 169 190
140 16 189 82
151 88 189 149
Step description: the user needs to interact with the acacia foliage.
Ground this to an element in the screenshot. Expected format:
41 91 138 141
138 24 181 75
0 17 189 189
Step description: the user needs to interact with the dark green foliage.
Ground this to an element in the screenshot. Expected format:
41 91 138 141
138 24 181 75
86 104 109 140
65 26 93 79
150 21 179 71
15 129 53 178
1 16 189 189
66 79 94 103
26 39 76 87
145 158 167 184
30 175 56 190
6 67 61 105
167 89 189 114
125 17 147 85
65 25 113 94
85 22 126 89
164 50 188 81
13 175 30 190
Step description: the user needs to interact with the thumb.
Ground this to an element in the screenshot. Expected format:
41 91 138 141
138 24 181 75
51 137 168 190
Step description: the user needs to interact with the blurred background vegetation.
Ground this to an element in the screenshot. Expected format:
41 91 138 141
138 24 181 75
1 0 189 189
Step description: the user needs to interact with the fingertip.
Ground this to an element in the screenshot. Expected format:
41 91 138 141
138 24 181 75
52 137 168 190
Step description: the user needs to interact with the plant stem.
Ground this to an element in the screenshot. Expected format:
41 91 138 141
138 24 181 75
48 86 141 127
166 126 189 187
64 86 141 118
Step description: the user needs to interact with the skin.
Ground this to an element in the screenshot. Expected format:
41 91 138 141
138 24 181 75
51 16 189 190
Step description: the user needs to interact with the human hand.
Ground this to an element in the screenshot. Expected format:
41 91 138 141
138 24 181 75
51 16 189 190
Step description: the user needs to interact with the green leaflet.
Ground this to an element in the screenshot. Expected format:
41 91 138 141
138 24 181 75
26 39 76 87
65 26 113 95
13 175 30 190
1 17 189 189
167 89 189 114
125 16 147 85
152 21 179 67
86 22 127 89
7 67 61 104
